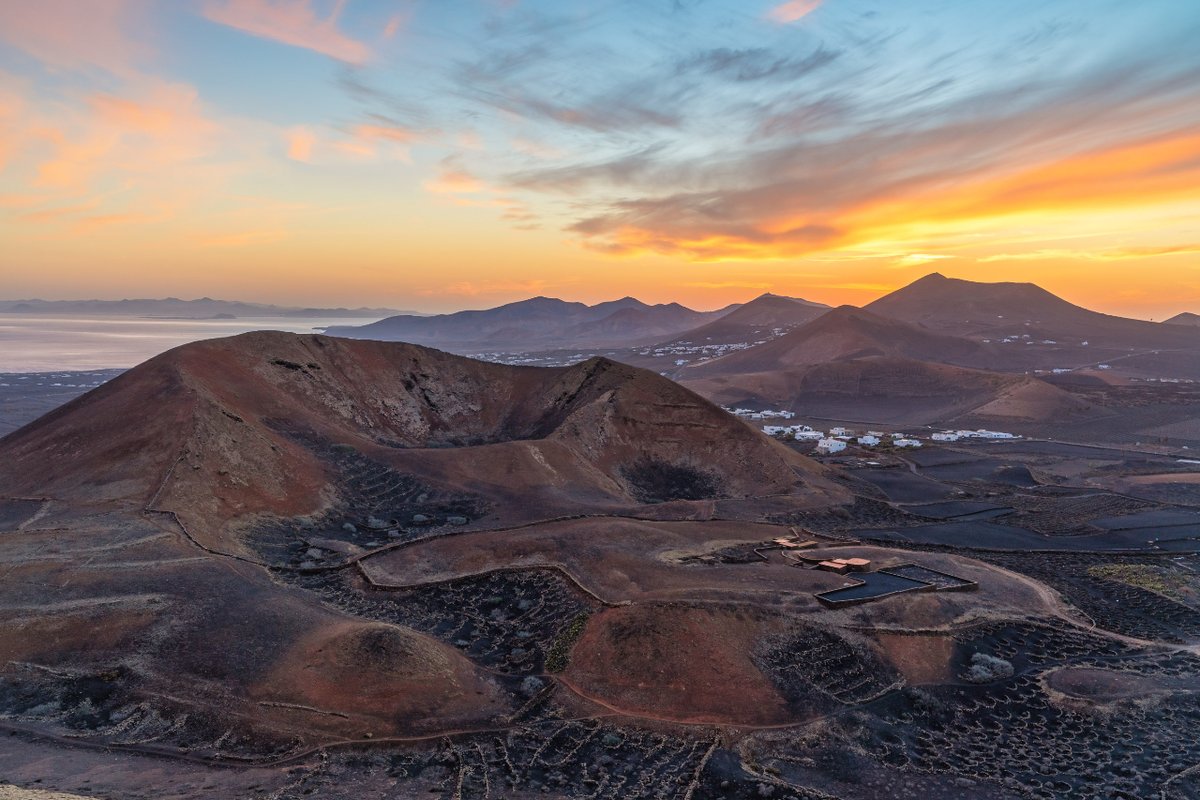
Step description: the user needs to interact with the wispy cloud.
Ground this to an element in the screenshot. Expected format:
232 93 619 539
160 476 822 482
675 46 839 83
539 53 1200 259
382 13 405 40
424 165 488 194
427 279 550 298
286 126 317 161
0 74 291 244
980 243 1200 262
684 280 773 290
896 253 952 267
202 0 370 64
765 0 822 25
323 1 1193 267
0 0 153 74
284 121 418 163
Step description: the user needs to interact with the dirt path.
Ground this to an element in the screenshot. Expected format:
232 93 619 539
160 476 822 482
16 500 52 532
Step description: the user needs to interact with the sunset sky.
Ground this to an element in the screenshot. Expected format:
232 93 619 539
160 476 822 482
2 0 1199 317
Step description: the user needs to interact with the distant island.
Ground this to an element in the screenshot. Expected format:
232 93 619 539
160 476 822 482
0 298 418 318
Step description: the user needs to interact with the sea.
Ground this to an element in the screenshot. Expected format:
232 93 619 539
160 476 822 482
0 314 379 372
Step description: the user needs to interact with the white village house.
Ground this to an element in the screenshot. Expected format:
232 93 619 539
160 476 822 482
816 438 847 454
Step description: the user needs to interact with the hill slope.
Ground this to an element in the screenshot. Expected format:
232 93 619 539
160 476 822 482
678 307 1097 425
684 305 994 375
0 332 837 546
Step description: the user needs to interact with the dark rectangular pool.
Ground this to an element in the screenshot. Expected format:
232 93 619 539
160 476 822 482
815 571 930 606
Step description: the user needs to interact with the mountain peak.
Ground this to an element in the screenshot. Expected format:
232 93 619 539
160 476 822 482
1164 311 1200 326
863 272 1196 347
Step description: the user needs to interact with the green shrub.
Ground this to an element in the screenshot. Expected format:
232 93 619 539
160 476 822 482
545 613 590 673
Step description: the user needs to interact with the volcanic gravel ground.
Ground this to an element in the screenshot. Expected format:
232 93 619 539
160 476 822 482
247 434 490 566
978 552 1200 643
280 569 598 676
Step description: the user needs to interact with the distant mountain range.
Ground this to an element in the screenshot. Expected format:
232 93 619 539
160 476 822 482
0 298 410 319
7 276 1196 434
651 293 829 351
325 295 748 350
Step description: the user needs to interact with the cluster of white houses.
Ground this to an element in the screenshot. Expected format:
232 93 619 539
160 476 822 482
727 407 796 420
755 421 1019 454
929 429 1019 441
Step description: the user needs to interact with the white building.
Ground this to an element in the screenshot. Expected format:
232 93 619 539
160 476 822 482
893 438 922 448
858 435 881 446
829 426 850 436
955 429 1017 440
792 430 825 441
763 425 790 436
815 438 847 454
931 432 960 442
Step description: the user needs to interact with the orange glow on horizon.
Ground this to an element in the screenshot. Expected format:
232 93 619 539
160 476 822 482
2 0 1200 321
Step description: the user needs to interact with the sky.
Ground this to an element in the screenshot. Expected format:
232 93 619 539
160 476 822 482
1 0 1199 318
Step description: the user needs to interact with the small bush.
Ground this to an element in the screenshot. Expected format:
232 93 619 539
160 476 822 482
963 652 1014 683
545 613 590 673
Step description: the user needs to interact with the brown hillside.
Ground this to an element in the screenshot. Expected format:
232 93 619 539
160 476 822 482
683 305 994 376
684 356 1096 426
0 331 838 547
